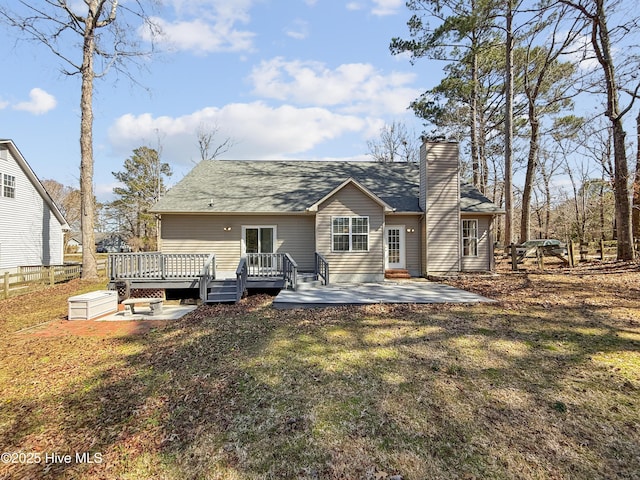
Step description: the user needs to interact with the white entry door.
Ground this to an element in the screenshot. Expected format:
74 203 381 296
385 226 405 269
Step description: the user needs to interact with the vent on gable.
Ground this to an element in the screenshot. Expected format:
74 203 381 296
0 147 7 161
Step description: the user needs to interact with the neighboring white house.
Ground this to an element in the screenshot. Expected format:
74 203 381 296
0 139 69 272
66 234 83 254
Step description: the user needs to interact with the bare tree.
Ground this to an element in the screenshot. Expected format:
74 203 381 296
559 0 639 260
0 1 159 278
367 121 419 163
517 4 583 243
535 142 564 238
196 122 236 162
633 110 640 240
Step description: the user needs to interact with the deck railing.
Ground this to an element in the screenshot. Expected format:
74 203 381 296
315 252 329 285
245 253 298 290
109 252 211 280
245 253 286 278
199 254 216 301
283 253 298 290
236 257 248 300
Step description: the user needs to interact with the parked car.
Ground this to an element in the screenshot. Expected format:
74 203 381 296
516 239 566 256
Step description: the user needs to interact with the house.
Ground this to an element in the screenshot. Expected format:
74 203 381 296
96 233 131 253
0 139 69 272
66 234 82 254
148 140 502 290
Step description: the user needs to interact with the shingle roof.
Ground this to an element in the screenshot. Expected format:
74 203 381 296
151 160 502 214
460 183 505 214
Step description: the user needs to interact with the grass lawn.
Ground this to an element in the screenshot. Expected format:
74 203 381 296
0 265 639 479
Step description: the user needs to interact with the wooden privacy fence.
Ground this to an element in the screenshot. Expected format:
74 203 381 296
0 260 107 299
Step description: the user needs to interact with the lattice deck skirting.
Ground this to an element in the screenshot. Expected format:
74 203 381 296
130 288 165 300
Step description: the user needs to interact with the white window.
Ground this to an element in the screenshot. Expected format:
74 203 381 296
462 219 478 257
2 174 15 198
332 216 369 252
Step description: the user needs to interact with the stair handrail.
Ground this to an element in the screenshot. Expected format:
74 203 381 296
283 253 298 290
199 253 216 302
236 257 248 301
315 252 329 285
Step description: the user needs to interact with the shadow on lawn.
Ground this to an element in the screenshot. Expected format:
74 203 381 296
16 293 640 479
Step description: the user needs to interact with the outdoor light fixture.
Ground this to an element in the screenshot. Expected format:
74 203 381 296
208 198 214 207
223 226 232 232
406 228 415 233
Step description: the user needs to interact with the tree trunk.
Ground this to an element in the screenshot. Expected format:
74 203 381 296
599 179 606 240
80 12 98 279
470 44 481 192
594 0 634 260
612 118 634 259
504 0 514 245
538 160 552 238
480 114 489 192
567 164 584 243
520 112 539 243
633 110 640 241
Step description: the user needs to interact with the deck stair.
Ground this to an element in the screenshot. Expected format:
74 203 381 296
206 279 239 303
296 272 322 290
385 269 411 279
204 271 323 303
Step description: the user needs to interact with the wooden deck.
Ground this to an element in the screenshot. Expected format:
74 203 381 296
107 252 328 303
108 252 212 290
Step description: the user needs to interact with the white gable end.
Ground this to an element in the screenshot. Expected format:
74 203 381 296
0 141 67 271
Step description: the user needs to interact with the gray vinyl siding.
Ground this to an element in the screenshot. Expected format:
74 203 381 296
386 214 422 277
316 183 384 282
460 214 493 271
422 141 461 275
159 214 316 272
419 145 427 212
0 146 65 271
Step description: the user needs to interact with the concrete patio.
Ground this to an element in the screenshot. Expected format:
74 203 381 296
273 280 494 309
96 305 197 321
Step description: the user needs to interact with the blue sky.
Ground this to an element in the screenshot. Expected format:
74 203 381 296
0 0 440 201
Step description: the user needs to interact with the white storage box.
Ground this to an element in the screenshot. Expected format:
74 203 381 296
68 290 118 320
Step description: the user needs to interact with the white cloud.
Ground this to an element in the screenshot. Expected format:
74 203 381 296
141 0 256 53
146 17 254 53
346 1 402 15
371 0 403 16
249 57 420 115
562 34 601 71
0 98 8 110
285 19 310 40
13 88 57 115
108 102 367 163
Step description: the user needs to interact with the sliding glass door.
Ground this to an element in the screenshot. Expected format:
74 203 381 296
243 226 276 268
